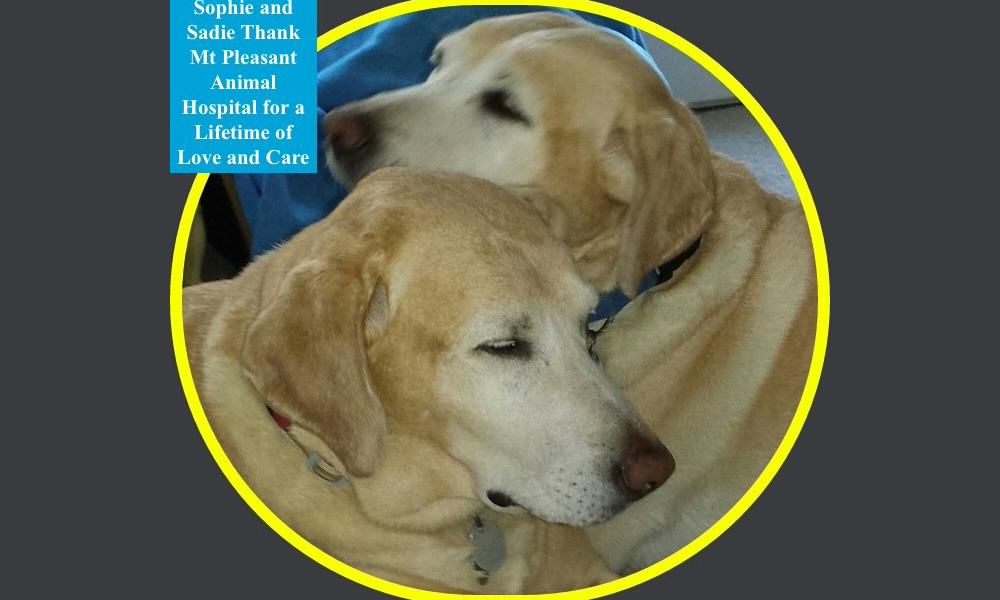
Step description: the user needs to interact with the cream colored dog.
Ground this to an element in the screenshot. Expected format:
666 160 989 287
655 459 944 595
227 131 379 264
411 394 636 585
324 13 817 573
183 168 676 592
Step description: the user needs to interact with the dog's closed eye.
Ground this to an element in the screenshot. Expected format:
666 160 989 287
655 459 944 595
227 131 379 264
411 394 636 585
480 89 531 125
476 338 533 360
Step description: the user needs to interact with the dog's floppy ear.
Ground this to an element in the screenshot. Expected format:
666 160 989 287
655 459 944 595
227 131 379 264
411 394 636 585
601 107 715 296
241 253 388 477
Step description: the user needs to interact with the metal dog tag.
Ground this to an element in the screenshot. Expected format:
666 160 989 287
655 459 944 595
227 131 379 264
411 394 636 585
469 516 506 582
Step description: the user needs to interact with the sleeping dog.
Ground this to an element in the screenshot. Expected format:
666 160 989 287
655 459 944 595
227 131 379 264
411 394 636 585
323 13 818 572
183 168 674 591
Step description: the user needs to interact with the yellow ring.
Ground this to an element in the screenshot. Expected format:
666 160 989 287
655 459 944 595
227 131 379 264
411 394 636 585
170 1 831 597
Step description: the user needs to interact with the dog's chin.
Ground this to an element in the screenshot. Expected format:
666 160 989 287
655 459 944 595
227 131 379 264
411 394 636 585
323 144 368 189
325 145 414 190
526 502 628 527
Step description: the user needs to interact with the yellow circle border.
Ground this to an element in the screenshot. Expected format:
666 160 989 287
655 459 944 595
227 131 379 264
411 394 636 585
169 1 831 597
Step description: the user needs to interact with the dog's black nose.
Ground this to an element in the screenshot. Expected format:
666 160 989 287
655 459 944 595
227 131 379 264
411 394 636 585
617 433 675 498
324 110 375 157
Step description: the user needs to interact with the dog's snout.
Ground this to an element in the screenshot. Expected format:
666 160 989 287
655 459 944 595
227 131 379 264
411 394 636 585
325 110 375 157
617 434 675 498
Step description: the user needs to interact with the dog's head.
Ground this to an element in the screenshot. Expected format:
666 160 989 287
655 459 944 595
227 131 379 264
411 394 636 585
324 13 715 296
240 169 673 527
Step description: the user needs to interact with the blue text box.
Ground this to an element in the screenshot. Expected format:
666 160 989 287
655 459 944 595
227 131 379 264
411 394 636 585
170 0 317 173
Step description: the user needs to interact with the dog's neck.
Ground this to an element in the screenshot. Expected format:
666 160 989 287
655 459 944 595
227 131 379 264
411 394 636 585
267 405 519 584
593 157 799 393
265 405 486 533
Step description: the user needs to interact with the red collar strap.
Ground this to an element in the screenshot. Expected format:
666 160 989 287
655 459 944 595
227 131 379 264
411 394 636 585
267 406 293 431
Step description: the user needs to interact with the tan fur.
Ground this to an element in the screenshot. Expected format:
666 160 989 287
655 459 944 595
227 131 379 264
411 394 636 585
586 157 816 571
183 169 621 592
323 13 818 572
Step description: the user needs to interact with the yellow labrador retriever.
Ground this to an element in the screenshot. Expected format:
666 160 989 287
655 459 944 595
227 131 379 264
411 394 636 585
183 168 675 592
323 13 817 573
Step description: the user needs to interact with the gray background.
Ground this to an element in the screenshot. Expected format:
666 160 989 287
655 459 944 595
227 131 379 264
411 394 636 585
7 0 993 596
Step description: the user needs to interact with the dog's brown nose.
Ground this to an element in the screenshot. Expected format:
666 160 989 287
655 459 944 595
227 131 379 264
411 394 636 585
619 434 675 497
325 110 374 156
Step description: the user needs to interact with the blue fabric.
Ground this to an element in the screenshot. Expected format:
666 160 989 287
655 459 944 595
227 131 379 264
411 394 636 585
234 7 653 257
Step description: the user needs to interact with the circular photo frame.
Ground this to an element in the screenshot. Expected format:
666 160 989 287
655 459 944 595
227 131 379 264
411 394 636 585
171 1 830 597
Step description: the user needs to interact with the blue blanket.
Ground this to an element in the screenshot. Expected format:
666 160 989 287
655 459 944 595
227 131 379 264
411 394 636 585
234 7 654 257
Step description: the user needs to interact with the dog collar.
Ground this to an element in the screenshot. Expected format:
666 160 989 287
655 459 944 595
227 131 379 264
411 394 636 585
267 407 348 486
591 236 702 321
